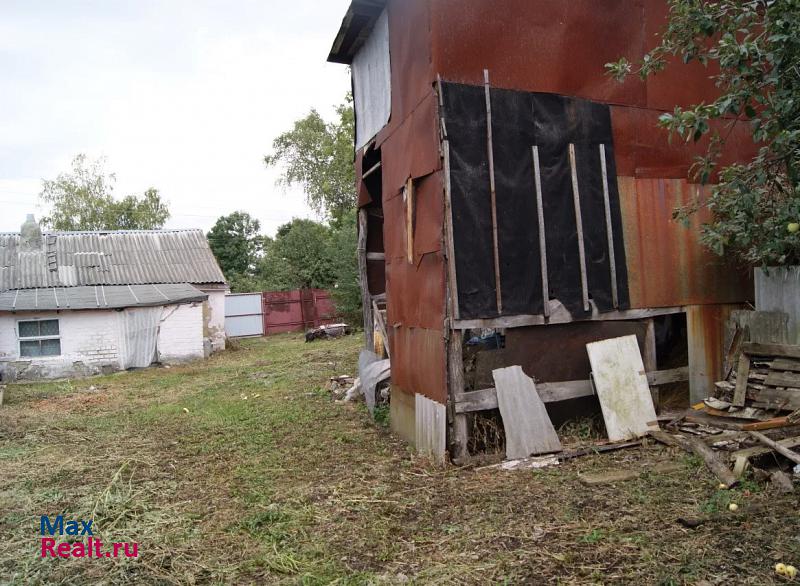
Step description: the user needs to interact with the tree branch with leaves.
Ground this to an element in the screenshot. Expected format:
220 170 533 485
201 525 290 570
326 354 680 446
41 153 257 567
40 154 169 231
264 95 355 225
607 0 800 266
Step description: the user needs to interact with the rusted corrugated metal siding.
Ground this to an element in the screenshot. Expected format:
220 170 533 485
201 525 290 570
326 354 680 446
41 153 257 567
362 0 447 406
610 106 756 179
618 177 752 309
687 304 740 402
429 0 720 111
383 168 447 402
388 326 447 404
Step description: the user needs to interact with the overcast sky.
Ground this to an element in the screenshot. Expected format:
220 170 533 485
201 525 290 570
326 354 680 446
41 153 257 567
0 0 352 235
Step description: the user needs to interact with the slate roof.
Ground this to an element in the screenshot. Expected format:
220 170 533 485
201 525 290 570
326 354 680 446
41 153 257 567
0 229 226 292
0 283 208 311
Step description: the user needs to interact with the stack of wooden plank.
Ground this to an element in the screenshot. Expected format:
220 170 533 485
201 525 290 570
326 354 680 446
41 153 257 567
711 342 800 419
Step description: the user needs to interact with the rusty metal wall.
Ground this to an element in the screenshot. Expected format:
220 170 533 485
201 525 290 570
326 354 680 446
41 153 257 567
430 0 719 110
361 0 448 405
388 325 447 404
383 169 447 403
610 106 756 179
687 304 741 403
428 0 756 181
618 177 753 309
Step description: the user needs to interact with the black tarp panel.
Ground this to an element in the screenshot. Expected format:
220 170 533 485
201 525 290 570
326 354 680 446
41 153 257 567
441 82 630 320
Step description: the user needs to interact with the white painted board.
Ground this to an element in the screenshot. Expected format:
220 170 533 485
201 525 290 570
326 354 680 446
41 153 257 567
492 365 562 459
586 335 659 442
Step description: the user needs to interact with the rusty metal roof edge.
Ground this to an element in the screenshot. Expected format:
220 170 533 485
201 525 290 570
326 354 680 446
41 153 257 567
327 0 388 64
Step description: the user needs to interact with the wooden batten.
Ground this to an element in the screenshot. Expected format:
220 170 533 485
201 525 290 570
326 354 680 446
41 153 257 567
357 208 374 352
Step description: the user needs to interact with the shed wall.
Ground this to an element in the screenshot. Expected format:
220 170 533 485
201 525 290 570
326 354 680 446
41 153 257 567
201 289 227 351
373 0 448 413
157 303 205 364
0 302 205 381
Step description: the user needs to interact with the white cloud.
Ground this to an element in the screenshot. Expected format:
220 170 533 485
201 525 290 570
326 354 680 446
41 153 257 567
0 0 353 235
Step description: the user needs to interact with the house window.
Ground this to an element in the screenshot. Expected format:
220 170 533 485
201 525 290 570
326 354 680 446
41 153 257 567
18 319 61 357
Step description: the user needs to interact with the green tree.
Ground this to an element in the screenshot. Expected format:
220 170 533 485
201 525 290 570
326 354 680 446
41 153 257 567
207 212 264 285
40 154 169 231
607 0 800 266
326 210 362 325
264 95 356 224
259 219 335 290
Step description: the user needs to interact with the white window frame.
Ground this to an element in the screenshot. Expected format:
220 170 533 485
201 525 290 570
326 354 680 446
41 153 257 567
18 318 61 358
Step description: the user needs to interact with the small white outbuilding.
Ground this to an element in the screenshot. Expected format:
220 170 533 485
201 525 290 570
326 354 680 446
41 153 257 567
0 216 228 381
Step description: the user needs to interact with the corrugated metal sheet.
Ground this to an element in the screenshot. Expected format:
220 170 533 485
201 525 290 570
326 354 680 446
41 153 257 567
755 267 800 345
0 283 207 311
388 326 446 404
0 230 225 291
618 177 752 309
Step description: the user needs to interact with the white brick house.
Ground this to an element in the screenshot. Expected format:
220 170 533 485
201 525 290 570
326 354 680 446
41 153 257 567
0 216 228 381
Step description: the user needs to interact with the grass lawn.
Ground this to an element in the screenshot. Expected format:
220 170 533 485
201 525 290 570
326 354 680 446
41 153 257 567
1 333 799 584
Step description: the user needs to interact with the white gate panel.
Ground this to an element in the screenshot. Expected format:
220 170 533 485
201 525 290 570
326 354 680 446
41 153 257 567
224 294 263 337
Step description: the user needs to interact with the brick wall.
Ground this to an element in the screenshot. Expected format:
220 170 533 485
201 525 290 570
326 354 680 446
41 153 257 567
0 301 206 381
0 310 122 380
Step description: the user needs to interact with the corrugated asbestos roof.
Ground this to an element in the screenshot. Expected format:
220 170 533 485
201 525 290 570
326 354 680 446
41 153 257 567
0 283 208 312
0 229 226 292
328 0 388 64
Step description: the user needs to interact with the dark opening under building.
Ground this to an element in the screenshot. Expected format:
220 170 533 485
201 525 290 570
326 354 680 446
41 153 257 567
328 0 754 463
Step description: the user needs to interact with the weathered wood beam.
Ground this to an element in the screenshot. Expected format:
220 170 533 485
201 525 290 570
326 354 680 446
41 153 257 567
650 430 739 488
743 342 800 359
442 140 460 321
748 431 800 465
647 366 689 386
361 161 382 180
357 208 374 352
484 69 502 315
532 145 549 318
568 143 589 312
454 367 689 415
599 143 619 309
452 305 684 330
733 352 751 407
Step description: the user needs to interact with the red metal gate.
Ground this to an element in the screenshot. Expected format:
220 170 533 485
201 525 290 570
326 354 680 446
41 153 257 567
261 289 338 335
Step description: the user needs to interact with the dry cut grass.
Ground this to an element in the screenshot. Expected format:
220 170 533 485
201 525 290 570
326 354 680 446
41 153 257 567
1 332 799 584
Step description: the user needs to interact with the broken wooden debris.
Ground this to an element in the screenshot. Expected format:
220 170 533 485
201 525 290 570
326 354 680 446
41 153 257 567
748 431 800 465
493 365 562 459
586 335 659 442
717 341 800 411
476 454 560 472
649 430 739 488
